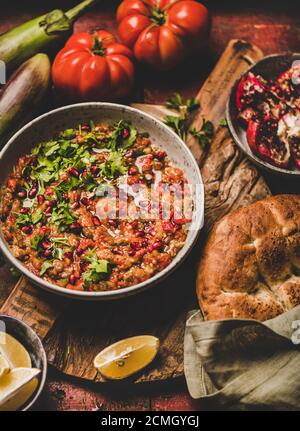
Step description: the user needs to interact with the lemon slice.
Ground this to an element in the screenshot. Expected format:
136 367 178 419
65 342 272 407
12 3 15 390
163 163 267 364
0 378 38 411
0 354 10 379
94 335 160 380
0 368 40 407
0 332 31 368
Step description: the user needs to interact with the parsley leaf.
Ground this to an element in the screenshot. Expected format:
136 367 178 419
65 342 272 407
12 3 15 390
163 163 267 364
163 116 187 141
82 250 110 288
219 117 228 127
108 120 137 152
51 201 78 232
101 151 128 179
40 261 53 276
163 93 200 141
189 120 215 149
30 233 43 251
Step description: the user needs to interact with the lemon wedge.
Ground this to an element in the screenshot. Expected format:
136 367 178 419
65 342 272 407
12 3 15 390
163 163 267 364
0 332 31 368
0 368 40 407
0 378 38 411
0 354 10 379
93 335 160 380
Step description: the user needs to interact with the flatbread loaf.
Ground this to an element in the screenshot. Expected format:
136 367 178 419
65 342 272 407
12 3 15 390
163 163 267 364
197 195 300 321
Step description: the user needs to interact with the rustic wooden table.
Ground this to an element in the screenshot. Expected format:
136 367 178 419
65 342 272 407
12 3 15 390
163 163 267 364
1 0 299 411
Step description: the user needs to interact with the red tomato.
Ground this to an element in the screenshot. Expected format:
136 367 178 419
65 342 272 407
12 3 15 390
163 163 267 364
52 30 135 101
117 0 210 70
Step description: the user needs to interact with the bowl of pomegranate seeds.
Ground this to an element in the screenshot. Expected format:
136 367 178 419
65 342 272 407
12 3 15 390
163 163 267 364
227 53 300 176
0 103 204 300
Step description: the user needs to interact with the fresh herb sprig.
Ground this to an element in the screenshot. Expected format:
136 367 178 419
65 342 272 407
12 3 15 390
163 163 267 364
164 93 200 141
82 249 110 289
163 92 215 148
190 120 215 149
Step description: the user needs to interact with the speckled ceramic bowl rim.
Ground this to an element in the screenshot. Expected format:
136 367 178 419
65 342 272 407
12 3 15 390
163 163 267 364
0 102 204 300
226 53 300 177
0 314 47 411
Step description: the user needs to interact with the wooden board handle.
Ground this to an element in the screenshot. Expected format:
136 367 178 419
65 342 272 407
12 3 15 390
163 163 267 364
0 276 66 340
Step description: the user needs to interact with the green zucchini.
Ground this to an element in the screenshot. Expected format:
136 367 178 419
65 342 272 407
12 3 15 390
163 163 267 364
0 53 51 143
0 0 96 71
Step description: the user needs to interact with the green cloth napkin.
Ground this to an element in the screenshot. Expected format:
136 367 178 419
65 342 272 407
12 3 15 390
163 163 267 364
184 306 300 411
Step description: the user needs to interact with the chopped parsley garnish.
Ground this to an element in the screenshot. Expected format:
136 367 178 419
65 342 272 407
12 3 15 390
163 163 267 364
108 120 137 152
82 250 110 289
101 151 128 179
40 261 53 276
30 233 43 251
51 201 78 232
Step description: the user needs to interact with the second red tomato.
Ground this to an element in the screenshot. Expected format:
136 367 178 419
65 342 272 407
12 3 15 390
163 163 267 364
117 0 211 70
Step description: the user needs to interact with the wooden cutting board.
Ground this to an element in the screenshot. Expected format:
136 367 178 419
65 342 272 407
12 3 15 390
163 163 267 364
0 39 271 383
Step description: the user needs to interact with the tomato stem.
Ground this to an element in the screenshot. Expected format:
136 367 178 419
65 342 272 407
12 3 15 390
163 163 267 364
92 35 106 56
142 0 166 26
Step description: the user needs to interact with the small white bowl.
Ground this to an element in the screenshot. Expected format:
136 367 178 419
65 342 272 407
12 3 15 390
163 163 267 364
0 314 47 411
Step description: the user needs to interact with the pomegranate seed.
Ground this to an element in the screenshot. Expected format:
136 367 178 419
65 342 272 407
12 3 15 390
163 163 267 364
63 194 69 201
21 225 32 234
20 208 29 214
17 190 26 199
37 195 45 205
71 201 80 210
69 274 78 285
131 220 138 229
80 262 89 272
81 124 90 132
69 167 80 178
141 239 148 248
64 251 73 260
162 221 175 233
76 247 84 256
173 217 187 225
41 240 51 249
91 166 99 176
43 249 53 258
80 197 90 206
112 247 122 255
108 219 117 228
136 230 145 238
129 166 138 175
130 242 140 250
93 216 101 226
128 249 136 257
28 188 37 199
46 200 56 208
148 241 163 252
45 189 54 196
122 128 130 139
45 206 53 215
70 222 82 232
155 150 167 160
153 241 163 250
